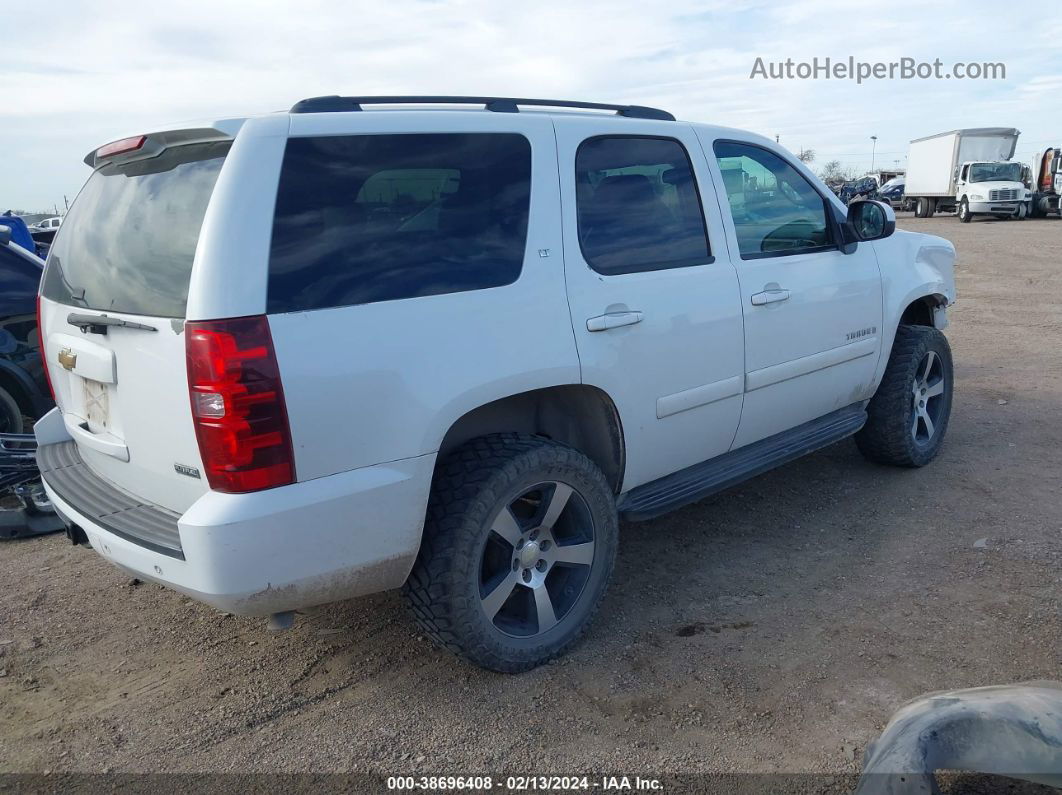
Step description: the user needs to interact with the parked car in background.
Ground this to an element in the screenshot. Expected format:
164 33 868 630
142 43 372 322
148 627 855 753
1 212 38 254
29 228 57 260
878 177 910 210
837 176 879 205
31 217 62 232
36 97 955 672
0 225 51 433
869 169 904 186
1 213 52 259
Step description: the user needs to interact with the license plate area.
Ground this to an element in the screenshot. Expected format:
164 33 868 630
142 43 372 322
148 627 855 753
82 378 110 432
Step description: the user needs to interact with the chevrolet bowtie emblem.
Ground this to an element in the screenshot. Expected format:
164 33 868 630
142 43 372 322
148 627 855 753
58 348 77 371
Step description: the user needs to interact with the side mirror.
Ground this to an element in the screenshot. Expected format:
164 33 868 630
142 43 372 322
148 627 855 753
847 200 895 242
0 225 11 246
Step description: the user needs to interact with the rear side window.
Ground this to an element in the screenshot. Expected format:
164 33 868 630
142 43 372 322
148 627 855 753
268 133 532 313
42 142 229 318
575 136 711 275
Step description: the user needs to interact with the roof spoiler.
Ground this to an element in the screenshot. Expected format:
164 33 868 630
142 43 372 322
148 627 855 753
84 119 245 168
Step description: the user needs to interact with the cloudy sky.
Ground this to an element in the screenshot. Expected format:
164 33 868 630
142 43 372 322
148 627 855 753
4 0 1060 211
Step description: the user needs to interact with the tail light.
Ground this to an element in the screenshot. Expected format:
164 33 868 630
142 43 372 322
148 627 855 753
36 296 55 401
186 315 294 493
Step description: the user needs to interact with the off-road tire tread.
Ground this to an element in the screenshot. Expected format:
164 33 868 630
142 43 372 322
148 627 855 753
855 324 952 467
0 386 25 434
402 433 617 673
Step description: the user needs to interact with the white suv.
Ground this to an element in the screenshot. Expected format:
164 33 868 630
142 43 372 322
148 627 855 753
35 96 956 672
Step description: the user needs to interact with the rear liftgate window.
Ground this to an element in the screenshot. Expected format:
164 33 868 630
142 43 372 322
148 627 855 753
267 133 532 312
42 141 230 318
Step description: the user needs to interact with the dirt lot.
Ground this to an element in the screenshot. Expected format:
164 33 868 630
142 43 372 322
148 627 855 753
1 214 1060 783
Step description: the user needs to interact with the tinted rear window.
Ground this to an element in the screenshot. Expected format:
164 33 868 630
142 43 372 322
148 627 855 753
575 136 711 275
267 133 532 313
42 141 229 318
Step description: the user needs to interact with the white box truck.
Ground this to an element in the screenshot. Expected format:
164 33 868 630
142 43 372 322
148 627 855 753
906 128 1029 222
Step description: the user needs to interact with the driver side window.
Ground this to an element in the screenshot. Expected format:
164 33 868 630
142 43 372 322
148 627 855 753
713 141 832 259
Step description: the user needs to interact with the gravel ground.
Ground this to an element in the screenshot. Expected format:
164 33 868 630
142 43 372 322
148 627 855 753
1 213 1060 786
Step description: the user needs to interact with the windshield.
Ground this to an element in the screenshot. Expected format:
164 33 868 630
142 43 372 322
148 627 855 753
42 141 230 318
969 162 1022 184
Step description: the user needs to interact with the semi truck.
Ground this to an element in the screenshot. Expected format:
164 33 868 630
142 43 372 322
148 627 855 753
905 128 1028 222
1028 146 1061 218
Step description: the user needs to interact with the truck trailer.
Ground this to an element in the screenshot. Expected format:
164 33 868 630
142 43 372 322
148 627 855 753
905 128 1028 222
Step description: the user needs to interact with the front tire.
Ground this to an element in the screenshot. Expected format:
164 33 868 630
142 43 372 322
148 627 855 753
403 434 618 673
959 198 972 223
855 325 953 467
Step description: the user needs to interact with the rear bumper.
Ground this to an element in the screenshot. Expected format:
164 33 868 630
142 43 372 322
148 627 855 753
38 432 436 616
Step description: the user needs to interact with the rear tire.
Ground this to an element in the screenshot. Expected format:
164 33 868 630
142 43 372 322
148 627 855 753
0 386 25 434
856 325 953 467
403 433 618 673
915 198 928 218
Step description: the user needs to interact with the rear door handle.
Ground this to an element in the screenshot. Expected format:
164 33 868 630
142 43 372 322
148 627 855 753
586 311 644 332
750 289 791 306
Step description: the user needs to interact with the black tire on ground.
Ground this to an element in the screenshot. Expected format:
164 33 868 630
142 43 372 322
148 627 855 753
856 325 954 467
403 433 618 673
0 386 25 434
959 198 972 223
915 197 928 218
925 198 937 218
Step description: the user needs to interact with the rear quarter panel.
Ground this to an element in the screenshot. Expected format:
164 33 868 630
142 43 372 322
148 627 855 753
186 114 291 322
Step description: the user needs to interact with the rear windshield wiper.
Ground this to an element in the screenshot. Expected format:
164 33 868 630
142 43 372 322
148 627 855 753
67 313 158 335
48 256 88 308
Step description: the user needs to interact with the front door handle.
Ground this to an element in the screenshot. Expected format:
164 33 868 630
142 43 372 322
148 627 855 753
750 289 791 306
586 311 644 332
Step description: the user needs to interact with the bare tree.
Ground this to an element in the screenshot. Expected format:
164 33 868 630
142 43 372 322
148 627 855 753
819 160 845 181
798 148 815 164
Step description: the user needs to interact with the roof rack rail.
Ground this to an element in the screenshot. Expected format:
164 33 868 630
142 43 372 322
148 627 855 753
289 95 675 121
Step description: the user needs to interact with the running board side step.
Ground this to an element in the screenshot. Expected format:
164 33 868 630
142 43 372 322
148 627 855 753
617 404 867 522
